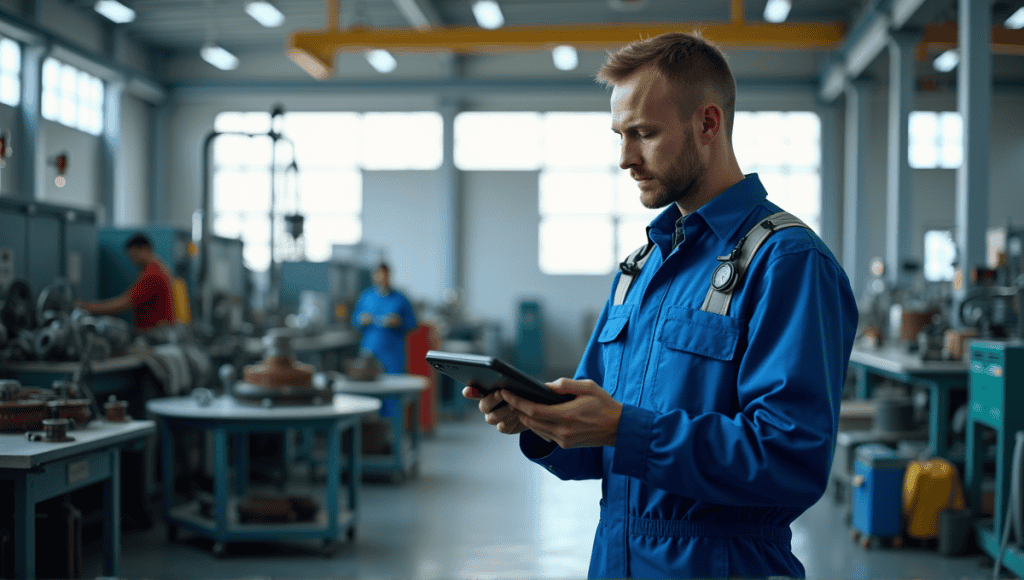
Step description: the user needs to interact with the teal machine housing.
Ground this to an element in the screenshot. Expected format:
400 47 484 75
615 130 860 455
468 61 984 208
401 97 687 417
965 340 1024 577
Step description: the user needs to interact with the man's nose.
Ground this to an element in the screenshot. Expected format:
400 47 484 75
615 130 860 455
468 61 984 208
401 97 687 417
619 141 640 170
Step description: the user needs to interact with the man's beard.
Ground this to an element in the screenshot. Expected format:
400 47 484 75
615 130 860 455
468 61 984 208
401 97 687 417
636 133 705 210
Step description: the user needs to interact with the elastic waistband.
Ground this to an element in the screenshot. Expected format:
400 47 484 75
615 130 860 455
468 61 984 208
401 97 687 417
612 512 792 544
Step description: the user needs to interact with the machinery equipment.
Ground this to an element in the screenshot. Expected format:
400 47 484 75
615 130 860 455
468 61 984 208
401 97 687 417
965 340 1024 578
232 329 330 406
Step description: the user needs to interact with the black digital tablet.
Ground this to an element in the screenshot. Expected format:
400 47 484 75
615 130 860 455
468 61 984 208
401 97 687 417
425 351 572 406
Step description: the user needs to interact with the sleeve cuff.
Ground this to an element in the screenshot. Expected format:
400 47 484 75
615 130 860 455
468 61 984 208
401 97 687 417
520 430 558 460
611 404 655 480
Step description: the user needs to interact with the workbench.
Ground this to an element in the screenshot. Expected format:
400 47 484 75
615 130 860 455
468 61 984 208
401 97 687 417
330 373 428 482
2 355 147 408
0 419 155 579
146 394 380 556
848 345 969 459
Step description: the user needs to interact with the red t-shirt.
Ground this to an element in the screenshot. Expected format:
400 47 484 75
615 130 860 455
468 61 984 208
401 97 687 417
128 262 175 329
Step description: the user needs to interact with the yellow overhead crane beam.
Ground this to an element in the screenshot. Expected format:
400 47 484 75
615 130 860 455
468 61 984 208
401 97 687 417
920 22 1024 57
287 0 846 78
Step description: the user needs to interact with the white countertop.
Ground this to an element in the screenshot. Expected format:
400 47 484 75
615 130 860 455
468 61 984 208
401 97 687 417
146 393 381 421
849 345 969 376
331 373 428 396
0 419 155 470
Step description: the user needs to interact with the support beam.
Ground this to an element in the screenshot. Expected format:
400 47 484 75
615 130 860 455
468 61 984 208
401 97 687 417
921 23 1024 56
99 79 124 226
438 97 463 293
147 103 170 223
953 0 991 325
17 41 46 200
886 32 917 287
843 80 872 297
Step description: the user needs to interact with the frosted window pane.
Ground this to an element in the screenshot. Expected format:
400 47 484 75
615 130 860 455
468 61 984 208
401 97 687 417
42 58 58 92
299 170 362 214
362 112 442 170
539 170 614 215
0 76 19 107
214 170 271 212
302 214 362 260
539 217 614 274
286 112 360 168
939 112 962 169
215 111 271 134
214 134 272 168
617 217 652 258
0 39 19 73
542 112 616 168
454 112 541 170
924 229 956 282
212 213 243 239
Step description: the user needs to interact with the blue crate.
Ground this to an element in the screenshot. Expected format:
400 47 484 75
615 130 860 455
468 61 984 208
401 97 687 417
852 443 912 538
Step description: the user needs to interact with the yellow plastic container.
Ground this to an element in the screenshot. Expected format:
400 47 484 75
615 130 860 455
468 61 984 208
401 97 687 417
902 458 966 539
171 278 192 324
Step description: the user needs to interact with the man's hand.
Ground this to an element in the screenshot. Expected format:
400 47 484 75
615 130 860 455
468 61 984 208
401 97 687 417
501 378 623 449
462 386 530 435
359 312 373 327
383 313 402 328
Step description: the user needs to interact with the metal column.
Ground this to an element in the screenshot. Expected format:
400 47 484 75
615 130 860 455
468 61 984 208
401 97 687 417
886 32 917 287
953 0 991 323
18 42 46 200
439 96 463 294
843 80 872 297
816 99 842 257
100 79 125 227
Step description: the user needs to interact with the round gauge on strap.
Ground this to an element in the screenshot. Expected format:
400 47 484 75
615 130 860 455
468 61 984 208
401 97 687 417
711 261 737 292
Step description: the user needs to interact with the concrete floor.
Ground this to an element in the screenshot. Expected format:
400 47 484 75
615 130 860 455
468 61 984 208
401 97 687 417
84 416 1007 579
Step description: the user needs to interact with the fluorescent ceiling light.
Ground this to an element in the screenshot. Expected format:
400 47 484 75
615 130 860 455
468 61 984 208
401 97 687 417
365 49 397 74
201 43 240 71
552 45 578 71
472 0 504 29
1006 7 1024 29
94 0 136 23
932 49 959 73
762 0 791 23
245 1 285 28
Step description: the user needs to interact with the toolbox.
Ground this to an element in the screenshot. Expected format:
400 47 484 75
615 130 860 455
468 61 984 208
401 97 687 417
852 444 913 542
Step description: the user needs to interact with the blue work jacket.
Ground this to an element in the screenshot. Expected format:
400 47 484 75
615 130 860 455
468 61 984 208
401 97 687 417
521 174 858 579
353 287 417 374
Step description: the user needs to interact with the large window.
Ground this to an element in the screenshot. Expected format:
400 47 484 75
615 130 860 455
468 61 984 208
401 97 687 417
457 110 823 276
212 111 443 271
0 38 20 107
41 58 103 135
909 111 962 169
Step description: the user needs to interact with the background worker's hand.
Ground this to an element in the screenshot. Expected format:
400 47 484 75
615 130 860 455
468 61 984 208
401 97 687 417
501 378 622 449
360 312 373 327
462 385 530 435
383 313 402 328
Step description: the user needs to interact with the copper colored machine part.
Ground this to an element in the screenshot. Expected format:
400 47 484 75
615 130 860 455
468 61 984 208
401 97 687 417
234 330 327 406
0 399 48 432
26 418 75 442
46 399 92 428
104 395 129 422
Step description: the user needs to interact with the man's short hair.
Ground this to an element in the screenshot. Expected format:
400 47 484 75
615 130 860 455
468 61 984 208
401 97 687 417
376 262 390 273
596 32 737 140
125 233 152 251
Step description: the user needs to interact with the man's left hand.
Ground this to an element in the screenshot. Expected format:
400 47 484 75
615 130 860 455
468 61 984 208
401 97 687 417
500 378 623 449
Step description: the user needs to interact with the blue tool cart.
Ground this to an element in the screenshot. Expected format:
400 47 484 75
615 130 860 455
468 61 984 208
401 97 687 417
851 443 912 549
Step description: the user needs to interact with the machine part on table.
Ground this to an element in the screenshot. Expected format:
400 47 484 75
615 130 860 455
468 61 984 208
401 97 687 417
875 396 915 434
344 352 383 382
104 395 129 422
34 320 74 360
0 279 34 334
218 364 236 392
36 279 75 323
46 398 92 428
0 399 47 432
25 418 74 442
944 328 980 361
236 495 319 524
960 285 1023 339
191 387 215 407
235 329 326 406
0 379 20 401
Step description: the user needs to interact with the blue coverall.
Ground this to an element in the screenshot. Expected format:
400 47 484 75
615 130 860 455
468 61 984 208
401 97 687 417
520 174 859 578
352 287 417 374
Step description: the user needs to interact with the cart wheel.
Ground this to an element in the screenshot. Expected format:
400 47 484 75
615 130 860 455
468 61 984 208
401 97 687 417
212 542 226 558
861 537 872 550
347 527 356 541
891 536 903 549
851 530 861 542
166 525 177 542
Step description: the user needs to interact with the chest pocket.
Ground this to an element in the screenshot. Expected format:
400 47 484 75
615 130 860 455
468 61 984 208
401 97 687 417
652 306 744 412
597 311 630 397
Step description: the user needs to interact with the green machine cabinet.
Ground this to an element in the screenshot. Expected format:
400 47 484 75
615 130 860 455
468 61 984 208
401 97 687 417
965 340 1024 576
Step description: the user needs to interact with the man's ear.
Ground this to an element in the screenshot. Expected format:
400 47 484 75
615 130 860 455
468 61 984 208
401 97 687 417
700 104 724 145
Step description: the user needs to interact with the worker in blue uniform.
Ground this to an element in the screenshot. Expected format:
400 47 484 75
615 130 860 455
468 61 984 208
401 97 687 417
353 262 417 374
464 32 858 579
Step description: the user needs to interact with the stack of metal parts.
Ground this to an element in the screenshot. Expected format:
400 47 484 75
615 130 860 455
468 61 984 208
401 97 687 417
0 379 116 441
0 279 132 364
232 329 330 406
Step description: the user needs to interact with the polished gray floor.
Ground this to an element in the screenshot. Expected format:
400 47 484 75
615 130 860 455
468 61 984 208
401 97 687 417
83 416 1005 579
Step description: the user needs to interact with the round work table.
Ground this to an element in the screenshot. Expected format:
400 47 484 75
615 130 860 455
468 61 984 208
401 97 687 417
329 373 428 482
146 393 380 556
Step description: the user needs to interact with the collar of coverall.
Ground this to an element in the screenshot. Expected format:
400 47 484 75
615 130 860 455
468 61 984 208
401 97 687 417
646 172 769 248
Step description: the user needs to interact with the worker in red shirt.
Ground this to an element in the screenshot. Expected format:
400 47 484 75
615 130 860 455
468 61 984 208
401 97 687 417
77 233 175 331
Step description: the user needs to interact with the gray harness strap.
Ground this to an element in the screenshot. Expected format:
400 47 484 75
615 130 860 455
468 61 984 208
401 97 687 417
700 211 809 316
612 211 810 313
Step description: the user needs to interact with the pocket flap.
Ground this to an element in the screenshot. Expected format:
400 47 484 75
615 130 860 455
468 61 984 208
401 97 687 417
598 314 629 343
658 307 742 361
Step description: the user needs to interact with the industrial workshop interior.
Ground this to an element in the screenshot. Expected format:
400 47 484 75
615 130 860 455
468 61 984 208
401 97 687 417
1 0 1024 578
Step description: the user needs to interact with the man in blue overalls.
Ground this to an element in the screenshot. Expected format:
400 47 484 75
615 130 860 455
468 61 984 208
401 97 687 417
465 32 858 578
353 262 417 374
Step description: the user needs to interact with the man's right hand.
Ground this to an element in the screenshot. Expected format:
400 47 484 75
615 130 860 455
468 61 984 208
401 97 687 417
359 312 373 327
463 386 529 435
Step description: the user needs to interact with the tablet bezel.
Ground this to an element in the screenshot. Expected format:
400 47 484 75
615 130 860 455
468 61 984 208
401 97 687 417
424 350 570 406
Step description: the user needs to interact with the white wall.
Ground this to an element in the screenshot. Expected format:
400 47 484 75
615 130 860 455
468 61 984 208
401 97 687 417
116 94 149 225
37 120 101 210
